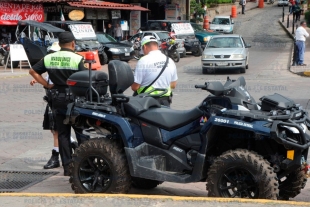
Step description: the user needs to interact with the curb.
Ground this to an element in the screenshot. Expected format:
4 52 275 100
0 193 310 206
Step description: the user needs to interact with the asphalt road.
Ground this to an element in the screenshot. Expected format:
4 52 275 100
0 4 309 207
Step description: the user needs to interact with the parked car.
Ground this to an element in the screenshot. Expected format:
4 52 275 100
7 20 65 68
278 0 289 6
209 16 234 34
142 20 202 56
190 22 220 49
45 21 104 67
201 35 251 74
96 32 134 64
124 31 186 58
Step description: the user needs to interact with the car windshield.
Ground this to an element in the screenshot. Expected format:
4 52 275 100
212 18 231 25
191 23 204 31
156 32 170 40
96 33 116 43
207 37 243 48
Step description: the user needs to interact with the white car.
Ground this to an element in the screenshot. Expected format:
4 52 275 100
278 0 289 6
201 35 251 74
209 16 234 34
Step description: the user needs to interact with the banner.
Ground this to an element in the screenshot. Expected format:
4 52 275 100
130 3 141 36
171 23 195 35
69 24 97 40
0 3 44 25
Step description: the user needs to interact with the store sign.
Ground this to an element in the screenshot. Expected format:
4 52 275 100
0 3 44 25
69 24 97 40
171 23 195 35
111 10 121 19
68 10 84 21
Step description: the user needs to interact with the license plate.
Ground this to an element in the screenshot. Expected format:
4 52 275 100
125 53 130 56
216 62 228 66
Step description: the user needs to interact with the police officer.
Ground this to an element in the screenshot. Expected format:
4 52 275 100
29 32 88 176
131 36 178 106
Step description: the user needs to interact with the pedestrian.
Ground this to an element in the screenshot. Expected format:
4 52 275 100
241 0 246 14
289 0 296 14
106 23 114 37
295 21 309 66
131 36 178 107
29 32 89 176
114 23 123 42
294 4 301 21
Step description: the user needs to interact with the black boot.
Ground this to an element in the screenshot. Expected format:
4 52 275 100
44 150 60 169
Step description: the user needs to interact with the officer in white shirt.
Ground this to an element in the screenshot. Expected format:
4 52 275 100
295 21 309 66
131 36 178 106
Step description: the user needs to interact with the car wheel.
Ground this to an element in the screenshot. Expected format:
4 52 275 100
99 51 108 65
193 47 202 57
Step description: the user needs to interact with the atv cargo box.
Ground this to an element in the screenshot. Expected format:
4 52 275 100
67 71 108 97
259 93 295 111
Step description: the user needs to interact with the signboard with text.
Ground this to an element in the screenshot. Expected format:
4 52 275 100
0 2 44 25
171 23 195 35
111 10 121 19
69 24 97 40
165 4 178 20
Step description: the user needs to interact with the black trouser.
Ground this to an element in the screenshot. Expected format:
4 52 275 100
52 96 89 167
242 5 245 14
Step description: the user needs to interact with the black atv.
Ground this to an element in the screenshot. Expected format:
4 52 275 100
65 60 309 200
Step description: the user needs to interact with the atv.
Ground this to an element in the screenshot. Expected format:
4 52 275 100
65 60 310 200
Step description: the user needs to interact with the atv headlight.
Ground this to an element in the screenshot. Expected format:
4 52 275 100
202 55 213 59
109 48 120 52
232 54 244 58
203 36 211 42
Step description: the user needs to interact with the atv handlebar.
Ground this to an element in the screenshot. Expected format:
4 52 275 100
195 85 207 89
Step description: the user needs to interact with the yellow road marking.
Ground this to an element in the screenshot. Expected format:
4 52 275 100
0 193 309 206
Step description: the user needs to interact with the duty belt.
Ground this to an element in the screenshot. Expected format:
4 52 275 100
48 88 74 101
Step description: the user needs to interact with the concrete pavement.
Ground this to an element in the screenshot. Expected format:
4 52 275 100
1 3 310 207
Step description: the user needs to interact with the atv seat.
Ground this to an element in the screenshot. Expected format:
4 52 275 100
137 107 203 131
124 96 161 116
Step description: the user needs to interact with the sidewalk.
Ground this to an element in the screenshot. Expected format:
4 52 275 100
278 10 310 76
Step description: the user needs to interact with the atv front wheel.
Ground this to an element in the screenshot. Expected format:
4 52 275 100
207 149 279 199
278 168 308 200
132 177 163 189
71 138 131 194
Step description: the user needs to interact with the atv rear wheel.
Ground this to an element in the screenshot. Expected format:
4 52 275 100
278 168 308 200
207 149 279 199
70 138 131 194
132 177 163 189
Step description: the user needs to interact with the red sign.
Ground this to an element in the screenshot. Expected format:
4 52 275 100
0 3 44 25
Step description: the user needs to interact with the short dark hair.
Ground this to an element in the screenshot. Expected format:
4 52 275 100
301 21 306 26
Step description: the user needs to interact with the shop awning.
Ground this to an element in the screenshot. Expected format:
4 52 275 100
7 0 82 2
68 1 150 12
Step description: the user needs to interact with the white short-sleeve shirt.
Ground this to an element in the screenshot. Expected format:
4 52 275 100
134 50 178 89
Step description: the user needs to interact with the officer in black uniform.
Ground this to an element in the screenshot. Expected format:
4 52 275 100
29 32 88 176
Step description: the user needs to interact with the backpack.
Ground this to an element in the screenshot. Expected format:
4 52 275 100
239 0 243 5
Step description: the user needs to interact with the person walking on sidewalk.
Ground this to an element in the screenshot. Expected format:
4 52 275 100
241 0 246 14
295 21 309 66
29 32 89 176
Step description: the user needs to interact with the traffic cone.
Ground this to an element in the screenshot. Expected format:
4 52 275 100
203 16 210 30
231 5 237 18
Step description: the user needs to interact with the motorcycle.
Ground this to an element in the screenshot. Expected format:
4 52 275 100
132 37 142 60
64 60 310 199
160 38 180 62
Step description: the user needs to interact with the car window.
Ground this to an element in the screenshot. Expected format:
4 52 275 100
212 18 231 25
207 37 242 48
129 33 142 42
156 32 170 40
96 33 116 43
148 22 161 30
143 32 155 38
